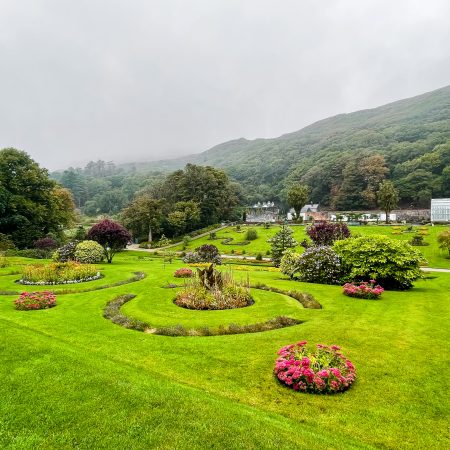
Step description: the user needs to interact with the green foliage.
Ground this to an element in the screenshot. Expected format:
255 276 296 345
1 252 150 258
52 241 78 262
377 181 399 223
74 240 105 264
286 184 309 219
268 225 297 267
0 233 15 251
333 235 424 290
279 249 302 279
0 148 75 248
437 229 450 256
245 229 258 241
291 246 342 285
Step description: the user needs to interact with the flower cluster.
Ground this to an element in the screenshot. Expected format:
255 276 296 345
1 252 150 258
343 280 384 300
15 291 56 310
174 268 194 278
274 341 356 393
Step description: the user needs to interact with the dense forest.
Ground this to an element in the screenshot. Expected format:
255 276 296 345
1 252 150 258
53 85 450 212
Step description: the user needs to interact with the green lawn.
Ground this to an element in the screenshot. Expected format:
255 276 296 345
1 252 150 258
0 253 449 449
173 224 450 268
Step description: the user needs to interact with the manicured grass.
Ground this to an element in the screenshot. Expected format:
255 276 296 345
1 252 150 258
173 224 450 268
0 253 448 449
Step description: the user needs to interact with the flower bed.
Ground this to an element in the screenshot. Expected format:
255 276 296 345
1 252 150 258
174 268 194 278
343 281 384 300
15 291 56 310
274 341 356 393
18 262 101 285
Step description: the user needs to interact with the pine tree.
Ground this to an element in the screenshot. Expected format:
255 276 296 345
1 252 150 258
268 225 298 267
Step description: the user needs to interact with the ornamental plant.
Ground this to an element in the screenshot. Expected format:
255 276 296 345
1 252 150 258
183 244 222 265
333 235 423 290
19 262 100 285
52 241 78 262
279 249 302 279
274 341 356 393
437 229 450 257
268 225 298 267
14 291 56 310
87 219 132 263
306 221 350 246
174 268 194 278
293 246 342 284
74 240 104 264
343 280 384 300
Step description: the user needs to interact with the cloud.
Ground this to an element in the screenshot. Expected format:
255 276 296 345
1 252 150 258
0 0 449 170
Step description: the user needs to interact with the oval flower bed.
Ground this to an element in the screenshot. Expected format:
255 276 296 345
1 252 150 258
274 341 356 393
18 262 101 285
343 280 384 300
15 291 56 310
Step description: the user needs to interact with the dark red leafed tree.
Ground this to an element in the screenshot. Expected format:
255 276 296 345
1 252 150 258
87 219 132 263
306 222 350 247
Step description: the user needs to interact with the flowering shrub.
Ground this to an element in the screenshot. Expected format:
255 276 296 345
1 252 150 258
280 249 302 279
74 240 104 263
343 280 384 299
306 222 350 246
19 262 100 285
174 268 194 278
52 241 78 262
274 341 356 393
293 246 342 284
175 268 252 310
15 291 56 310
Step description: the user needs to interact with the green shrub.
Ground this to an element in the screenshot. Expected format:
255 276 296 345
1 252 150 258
0 252 8 268
53 241 78 262
74 240 105 264
255 253 263 261
138 241 149 249
333 235 424 290
437 229 450 257
245 229 258 241
291 246 342 285
279 249 302 279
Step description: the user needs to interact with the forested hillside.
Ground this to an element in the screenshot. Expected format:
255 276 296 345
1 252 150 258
54 85 450 212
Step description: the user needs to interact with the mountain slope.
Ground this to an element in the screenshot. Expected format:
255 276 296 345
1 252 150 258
129 85 450 207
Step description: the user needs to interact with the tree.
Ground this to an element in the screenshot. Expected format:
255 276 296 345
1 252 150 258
0 148 75 248
87 219 131 263
306 222 350 246
377 181 399 224
121 196 164 243
287 185 309 220
360 154 389 207
437 229 450 257
268 225 298 267
167 201 200 235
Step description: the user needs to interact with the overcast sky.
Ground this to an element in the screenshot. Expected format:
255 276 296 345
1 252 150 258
1 0 449 171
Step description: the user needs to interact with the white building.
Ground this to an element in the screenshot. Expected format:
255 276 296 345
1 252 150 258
431 198 450 223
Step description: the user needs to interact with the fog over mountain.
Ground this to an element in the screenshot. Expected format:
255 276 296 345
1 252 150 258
1 0 449 170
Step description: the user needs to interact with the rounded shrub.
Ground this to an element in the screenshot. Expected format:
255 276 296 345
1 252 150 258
280 249 302 279
333 235 423 290
174 268 194 278
183 244 222 265
294 246 342 284
274 341 356 393
74 240 104 264
306 222 350 246
52 241 78 262
245 228 258 241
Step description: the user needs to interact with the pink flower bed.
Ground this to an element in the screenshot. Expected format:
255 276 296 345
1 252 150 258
15 291 56 310
343 280 384 300
174 268 194 278
274 341 356 394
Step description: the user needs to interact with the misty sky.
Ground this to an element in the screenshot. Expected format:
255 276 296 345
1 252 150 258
1 0 449 171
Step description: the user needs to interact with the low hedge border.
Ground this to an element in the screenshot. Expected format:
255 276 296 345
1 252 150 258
251 283 322 309
103 293 302 337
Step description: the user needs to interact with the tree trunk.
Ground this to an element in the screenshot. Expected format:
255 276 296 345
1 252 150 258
148 225 152 243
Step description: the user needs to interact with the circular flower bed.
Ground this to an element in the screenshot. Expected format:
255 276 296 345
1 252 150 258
18 262 101 285
174 268 194 278
343 280 384 300
15 291 56 310
274 341 356 393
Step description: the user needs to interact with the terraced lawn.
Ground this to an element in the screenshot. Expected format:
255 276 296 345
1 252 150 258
0 252 448 449
172 224 450 268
